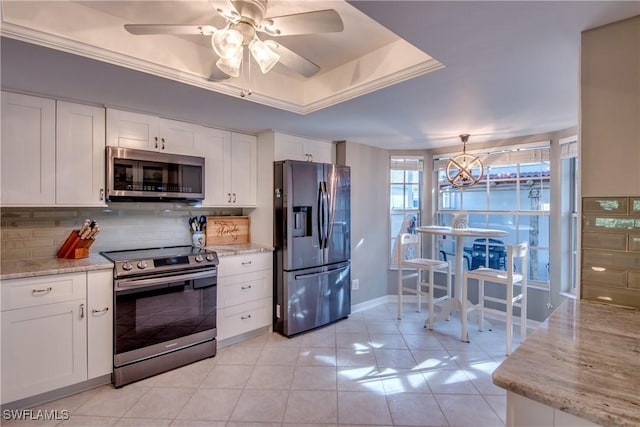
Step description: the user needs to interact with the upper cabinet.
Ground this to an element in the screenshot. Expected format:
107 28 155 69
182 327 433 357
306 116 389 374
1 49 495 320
56 101 106 206
196 128 257 207
106 108 197 156
273 131 335 164
1 92 106 207
1 92 56 205
581 16 640 196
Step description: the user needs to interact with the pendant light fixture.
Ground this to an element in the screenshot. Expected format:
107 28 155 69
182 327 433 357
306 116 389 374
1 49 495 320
445 134 484 188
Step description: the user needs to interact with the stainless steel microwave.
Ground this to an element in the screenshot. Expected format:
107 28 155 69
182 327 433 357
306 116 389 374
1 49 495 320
106 147 205 202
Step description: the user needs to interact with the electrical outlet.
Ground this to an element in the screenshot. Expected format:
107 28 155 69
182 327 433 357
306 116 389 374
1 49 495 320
352 279 359 290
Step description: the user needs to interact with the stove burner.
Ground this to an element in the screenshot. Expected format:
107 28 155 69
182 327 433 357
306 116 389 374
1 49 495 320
101 245 218 278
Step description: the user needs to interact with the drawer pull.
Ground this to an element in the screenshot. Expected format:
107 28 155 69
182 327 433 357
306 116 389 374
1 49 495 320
32 287 52 295
241 314 252 320
92 307 109 314
241 285 252 290
241 261 252 266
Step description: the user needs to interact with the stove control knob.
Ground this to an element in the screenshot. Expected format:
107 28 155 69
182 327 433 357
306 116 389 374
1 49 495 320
122 262 133 271
194 254 204 263
205 254 215 261
137 261 148 269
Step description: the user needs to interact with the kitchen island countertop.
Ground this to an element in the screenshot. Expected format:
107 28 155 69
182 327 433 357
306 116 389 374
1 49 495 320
1 244 273 280
492 298 639 427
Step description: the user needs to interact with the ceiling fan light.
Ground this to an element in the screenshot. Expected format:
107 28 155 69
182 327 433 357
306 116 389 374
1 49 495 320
216 46 243 77
249 38 280 74
211 28 243 60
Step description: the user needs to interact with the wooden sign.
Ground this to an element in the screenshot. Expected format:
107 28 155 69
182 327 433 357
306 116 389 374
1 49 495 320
206 216 250 245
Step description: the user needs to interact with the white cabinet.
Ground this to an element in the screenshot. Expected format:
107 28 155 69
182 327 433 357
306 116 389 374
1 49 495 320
1 270 114 404
56 101 107 206
1 273 87 404
229 133 257 206
106 108 197 155
507 391 599 427
87 270 113 379
273 131 335 163
1 92 56 205
196 129 257 207
217 252 272 341
1 92 107 207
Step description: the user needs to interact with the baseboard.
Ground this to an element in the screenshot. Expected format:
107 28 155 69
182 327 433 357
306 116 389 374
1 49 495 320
351 295 391 313
1 375 111 411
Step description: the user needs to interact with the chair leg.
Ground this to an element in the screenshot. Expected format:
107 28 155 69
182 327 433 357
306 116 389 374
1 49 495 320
506 283 514 356
397 266 402 320
478 279 485 332
427 269 434 330
520 282 527 341
416 269 421 313
461 273 469 342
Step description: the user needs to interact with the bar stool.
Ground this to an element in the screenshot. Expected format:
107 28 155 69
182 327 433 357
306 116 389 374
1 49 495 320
463 242 528 355
397 233 452 329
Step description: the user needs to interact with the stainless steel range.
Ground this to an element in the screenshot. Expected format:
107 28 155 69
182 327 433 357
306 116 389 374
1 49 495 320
101 246 218 387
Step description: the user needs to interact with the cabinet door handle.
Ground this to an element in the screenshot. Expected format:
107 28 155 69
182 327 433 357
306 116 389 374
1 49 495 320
161 138 165 150
232 193 237 203
241 314 252 320
241 285 252 290
80 304 85 318
99 188 104 201
227 193 232 203
32 287 52 295
155 136 159 149
241 261 252 266
92 307 109 314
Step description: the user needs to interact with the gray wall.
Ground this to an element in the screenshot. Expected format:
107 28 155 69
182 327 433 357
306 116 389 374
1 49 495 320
339 141 390 305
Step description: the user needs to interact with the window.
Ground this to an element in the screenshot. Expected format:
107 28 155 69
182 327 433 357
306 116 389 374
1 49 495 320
389 156 423 268
434 145 551 287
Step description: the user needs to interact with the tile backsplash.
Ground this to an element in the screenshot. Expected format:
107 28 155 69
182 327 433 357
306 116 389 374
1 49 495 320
581 196 640 308
0 204 243 262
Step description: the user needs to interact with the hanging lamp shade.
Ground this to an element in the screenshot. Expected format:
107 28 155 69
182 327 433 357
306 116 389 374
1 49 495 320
249 38 280 74
445 134 484 188
211 28 243 60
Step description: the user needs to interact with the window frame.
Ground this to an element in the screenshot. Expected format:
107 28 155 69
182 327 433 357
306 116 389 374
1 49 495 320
389 156 424 269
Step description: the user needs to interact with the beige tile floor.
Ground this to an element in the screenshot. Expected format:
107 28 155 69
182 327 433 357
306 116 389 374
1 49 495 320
4 302 522 427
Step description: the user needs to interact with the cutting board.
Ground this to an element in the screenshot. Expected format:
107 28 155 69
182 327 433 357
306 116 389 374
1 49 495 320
206 216 250 245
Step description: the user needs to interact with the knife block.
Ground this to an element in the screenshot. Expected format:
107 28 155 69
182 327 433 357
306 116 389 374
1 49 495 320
57 230 94 259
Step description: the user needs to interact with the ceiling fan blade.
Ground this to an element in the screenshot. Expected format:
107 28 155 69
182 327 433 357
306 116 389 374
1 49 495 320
212 0 240 22
124 24 216 36
262 9 343 36
266 41 320 78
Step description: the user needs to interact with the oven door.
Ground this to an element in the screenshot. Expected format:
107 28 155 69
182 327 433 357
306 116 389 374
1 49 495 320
114 268 217 368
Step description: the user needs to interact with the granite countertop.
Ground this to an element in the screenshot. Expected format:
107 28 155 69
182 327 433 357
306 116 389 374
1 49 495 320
204 243 273 256
492 298 639 427
1 244 273 280
0 254 114 280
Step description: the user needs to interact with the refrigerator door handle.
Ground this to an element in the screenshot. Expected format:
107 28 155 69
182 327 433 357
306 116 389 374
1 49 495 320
322 181 330 249
294 264 349 280
317 182 325 249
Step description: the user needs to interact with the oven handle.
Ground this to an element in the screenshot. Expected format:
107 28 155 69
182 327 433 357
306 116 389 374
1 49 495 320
115 269 216 292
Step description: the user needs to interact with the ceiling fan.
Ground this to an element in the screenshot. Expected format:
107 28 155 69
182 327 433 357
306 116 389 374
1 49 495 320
124 0 344 80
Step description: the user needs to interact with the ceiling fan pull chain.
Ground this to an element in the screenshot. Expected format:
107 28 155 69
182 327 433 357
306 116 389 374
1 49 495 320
241 47 252 97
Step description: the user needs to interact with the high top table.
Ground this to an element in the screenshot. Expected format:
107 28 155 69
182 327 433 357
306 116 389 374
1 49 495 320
416 225 509 342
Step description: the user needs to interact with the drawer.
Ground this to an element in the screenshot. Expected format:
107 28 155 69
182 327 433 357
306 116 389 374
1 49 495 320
219 270 271 308
217 252 272 277
218 297 271 340
1 272 87 311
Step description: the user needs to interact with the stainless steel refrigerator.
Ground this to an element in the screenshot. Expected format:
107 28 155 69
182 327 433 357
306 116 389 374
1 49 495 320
274 160 351 337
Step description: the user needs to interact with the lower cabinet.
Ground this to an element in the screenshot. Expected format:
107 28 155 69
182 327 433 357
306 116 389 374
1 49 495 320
1 270 113 404
217 252 272 341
